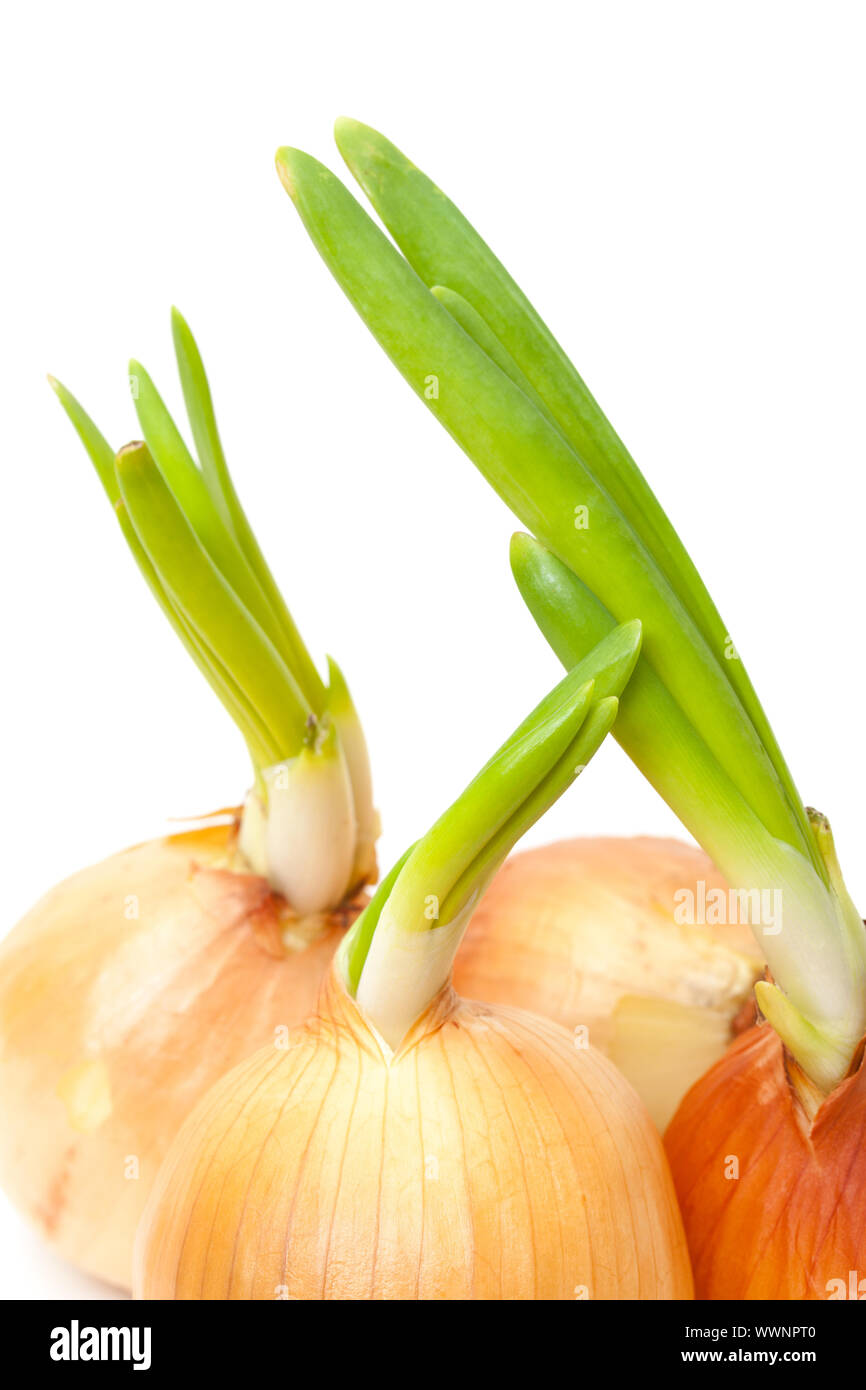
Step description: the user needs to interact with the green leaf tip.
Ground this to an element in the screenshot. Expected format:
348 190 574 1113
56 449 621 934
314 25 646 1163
334 115 412 181
325 653 351 710
275 146 313 202
49 374 120 504
333 115 367 146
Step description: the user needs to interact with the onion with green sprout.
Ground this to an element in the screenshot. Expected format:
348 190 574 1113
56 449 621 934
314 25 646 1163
274 120 866 1296
0 312 377 1290
136 620 693 1301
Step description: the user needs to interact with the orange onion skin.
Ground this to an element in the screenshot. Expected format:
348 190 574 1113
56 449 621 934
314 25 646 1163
134 965 693 1300
0 821 353 1290
665 1024 866 1299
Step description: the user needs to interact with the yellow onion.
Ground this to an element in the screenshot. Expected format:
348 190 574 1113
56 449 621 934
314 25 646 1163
277 119 866 1301
13 314 379 1289
665 1022 866 1299
135 628 694 1301
134 963 693 1300
455 836 762 1129
0 817 360 1289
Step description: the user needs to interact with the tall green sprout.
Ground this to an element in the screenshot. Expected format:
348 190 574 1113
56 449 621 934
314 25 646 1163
274 121 866 1090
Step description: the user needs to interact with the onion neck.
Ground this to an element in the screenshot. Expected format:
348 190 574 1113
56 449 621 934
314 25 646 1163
239 716 367 914
351 910 468 1056
751 811 866 1095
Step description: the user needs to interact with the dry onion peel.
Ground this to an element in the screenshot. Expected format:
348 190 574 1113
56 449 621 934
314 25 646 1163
665 1022 866 1299
135 621 693 1300
0 821 363 1288
0 317 377 1287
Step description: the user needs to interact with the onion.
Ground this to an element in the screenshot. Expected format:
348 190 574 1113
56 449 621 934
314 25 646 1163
135 627 693 1301
455 836 761 1129
0 818 360 1289
1 314 377 1288
277 122 866 1302
135 963 692 1300
665 1022 866 1299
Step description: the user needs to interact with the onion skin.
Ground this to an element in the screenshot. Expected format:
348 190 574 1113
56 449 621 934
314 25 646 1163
134 964 693 1300
0 821 355 1290
454 837 761 1127
665 1024 866 1299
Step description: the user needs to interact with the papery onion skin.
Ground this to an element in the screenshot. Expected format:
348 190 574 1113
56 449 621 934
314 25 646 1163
0 820 355 1290
134 964 693 1300
454 837 761 1128
665 1023 866 1299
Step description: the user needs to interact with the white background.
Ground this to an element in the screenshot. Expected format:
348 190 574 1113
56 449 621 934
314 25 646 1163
1 1 864 1298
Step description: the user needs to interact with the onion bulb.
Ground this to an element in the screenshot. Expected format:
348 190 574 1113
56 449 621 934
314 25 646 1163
455 836 761 1129
0 313 377 1289
135 626 693 1301
135 963 692 1300
0 817 362 1289
665 1021 866 1299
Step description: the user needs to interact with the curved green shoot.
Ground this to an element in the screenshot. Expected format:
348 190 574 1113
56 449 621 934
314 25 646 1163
115 498 279 771
116 442 311 761
439 694 619 930
50 315 338 763
130 358 294 662
275 144 816 870
394 677 599 936
508 531 767 870
332 117 811 856
48 378 266 747
130 359 208 521
50 377 281 767
326 654 378 886
170 308 326 712
47 377 119 504
509 532 866 1071
351 622 641 1047
429 286 557 425
382 619 639 938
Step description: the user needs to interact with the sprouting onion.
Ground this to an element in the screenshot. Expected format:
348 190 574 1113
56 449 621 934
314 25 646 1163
0 312 377 1290
136 622 693 1302
51 310 376 902
273 120 866 1298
